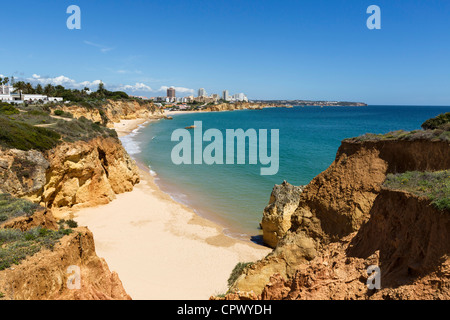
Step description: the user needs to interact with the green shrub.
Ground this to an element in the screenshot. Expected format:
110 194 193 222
66 219 78 228
0 117 61 151
0 194 41 223
227 262 254 288
53 110 73 118
347 113 450 143
0 103 20 115
421 112 450 130
383 170 450 211
0 226 73 270
52 117 117 142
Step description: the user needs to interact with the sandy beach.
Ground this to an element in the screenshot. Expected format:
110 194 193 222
72 117 271 300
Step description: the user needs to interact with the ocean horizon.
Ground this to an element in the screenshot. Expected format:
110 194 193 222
121 105 449 241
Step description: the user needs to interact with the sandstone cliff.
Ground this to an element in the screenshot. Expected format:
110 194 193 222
0 100 158 300
0 136 140 208
0 223 131 300
50 99 164 127
228 137 450 299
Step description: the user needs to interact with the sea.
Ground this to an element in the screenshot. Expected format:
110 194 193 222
120 105 449 241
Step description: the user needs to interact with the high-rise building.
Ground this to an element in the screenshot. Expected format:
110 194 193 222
222 90 229 101
167 87 176 99
233 93 248 102
198 88 207 97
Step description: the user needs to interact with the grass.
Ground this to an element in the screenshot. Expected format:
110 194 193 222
346 113 450 143
0 226 73 271
227 262 254 288
0 194 41 223
383 170 450 211
346 129 450 143
0 103 20 115
0 111 117 151
52 116 117 142
0 117 61 151
8 110 55 126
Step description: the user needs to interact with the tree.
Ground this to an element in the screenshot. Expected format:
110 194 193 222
35 84 43 94
13 81 26 93
24 82 34 94
44 84 55 96
97 81 106 94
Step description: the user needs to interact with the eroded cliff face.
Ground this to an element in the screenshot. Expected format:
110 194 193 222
0 149 50 198
0 137 139 209
0 224 131 300
230 138 450 298
50 99 164 127
41 137 139 208
258 190 450 300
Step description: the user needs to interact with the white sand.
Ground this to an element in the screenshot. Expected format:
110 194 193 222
72 119 271 300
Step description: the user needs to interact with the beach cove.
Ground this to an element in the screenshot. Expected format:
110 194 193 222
72 117 271 300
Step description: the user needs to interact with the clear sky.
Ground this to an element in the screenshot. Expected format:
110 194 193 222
1 0 449 105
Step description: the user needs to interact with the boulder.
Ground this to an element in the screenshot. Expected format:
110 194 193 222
261 181 304 248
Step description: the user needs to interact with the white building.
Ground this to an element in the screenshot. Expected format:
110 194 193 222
198 88 207 97
48 97 63 102
222 90 230 101
22 94 49 102
232 93 248 102
0 85 63 103
0 85 13 95
0 85 15 101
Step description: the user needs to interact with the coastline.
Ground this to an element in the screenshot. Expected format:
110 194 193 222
72 116 271 300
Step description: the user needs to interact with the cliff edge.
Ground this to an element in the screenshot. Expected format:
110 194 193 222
226 118 450 300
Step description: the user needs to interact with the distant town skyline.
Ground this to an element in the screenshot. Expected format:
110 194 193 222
1 1 450 105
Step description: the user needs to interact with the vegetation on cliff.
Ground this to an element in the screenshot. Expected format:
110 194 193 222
346 112 450 143
0 194 41 223
0 226 73 271
383 170 450 210
228 262 254 288
0 106 117 152
225 113 450 300
421 112 450 130
0 194 75 271
0 117 61 151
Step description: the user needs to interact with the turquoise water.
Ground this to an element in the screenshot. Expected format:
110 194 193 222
123 105 449 240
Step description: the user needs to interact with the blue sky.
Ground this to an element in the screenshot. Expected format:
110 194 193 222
1 0 450 105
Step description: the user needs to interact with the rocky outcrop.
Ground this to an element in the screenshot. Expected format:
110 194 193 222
259 190 450 300
228 138 450 298
41 136 139 208
0 149 49 197
0 226 131 300
0 136 139 209
261 181 304 248
1 207 58 231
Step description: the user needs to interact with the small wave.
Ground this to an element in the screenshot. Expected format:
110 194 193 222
119 135 141 155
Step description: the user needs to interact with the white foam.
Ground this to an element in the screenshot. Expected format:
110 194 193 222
119 133 141 155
